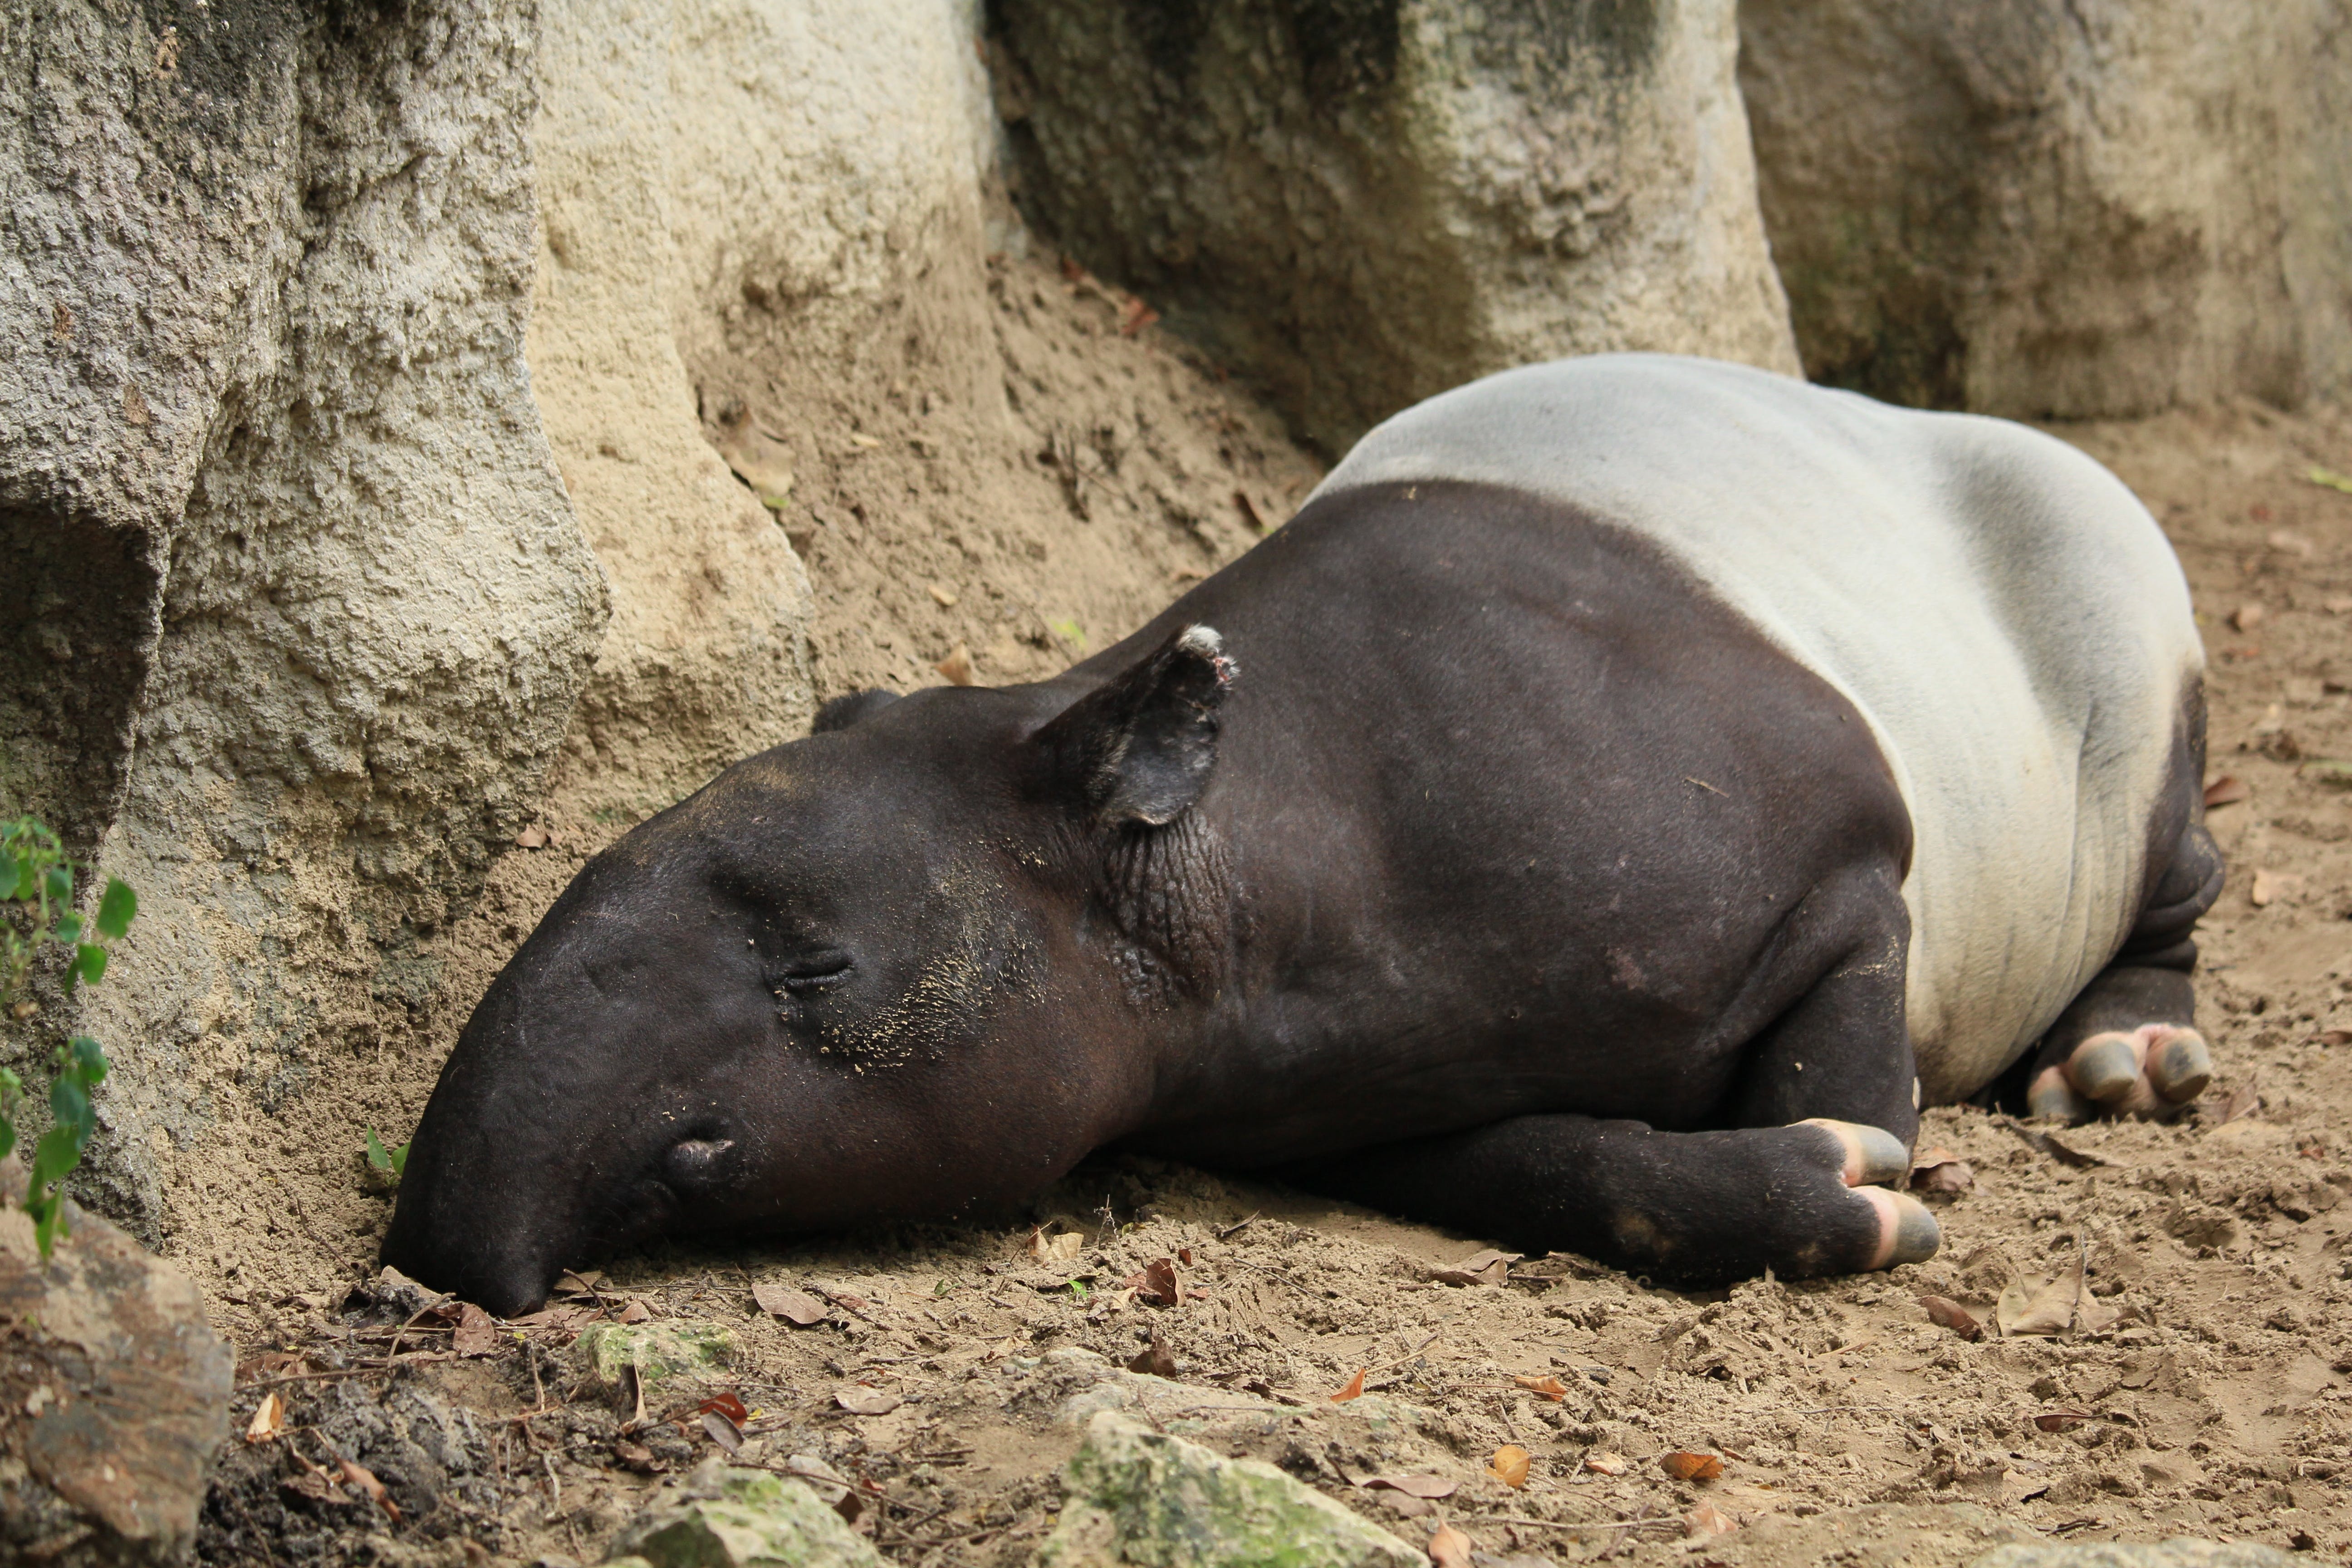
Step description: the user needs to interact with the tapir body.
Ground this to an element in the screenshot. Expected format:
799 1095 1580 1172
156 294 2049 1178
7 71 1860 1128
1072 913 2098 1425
385 355 2221 1315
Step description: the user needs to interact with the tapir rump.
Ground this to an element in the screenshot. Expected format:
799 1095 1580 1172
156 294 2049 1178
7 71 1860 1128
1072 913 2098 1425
383 355 2221 1315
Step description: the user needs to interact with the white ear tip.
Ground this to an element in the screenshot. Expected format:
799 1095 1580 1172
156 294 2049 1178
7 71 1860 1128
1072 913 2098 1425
1177 625 1223 655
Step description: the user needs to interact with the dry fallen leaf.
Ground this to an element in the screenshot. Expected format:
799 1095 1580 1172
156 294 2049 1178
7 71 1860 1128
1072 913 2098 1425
1361 1474 1459 1499
1584 1450 1629 1475
555 1269 605 1294
928 583 959 608
1235 490 1269 531
753 1280 830 1326
1331 1368 1367 1403
453 1302 499 1357
617 1297 652 1324
1917 1295 1984 1341
1685 1503 1737 1539
2320 1029 2352 1047
1029 1227 1086 1264
1122 1257 1181 1307
1512 1373 1570 1401
338 1456 400 1520
1996 1263 2119 1337
2249 868 2299 907
1126 1331 1176 1378
1431 1248 1521 1287
834 1387 903 1416
1379 1492 1434 1518
2216 1075 2262 1125
700 1409 743 1454
1909 1148 1975 1194
1488 1444 1531 1488
698 1392 750 1424
615 1438 659 1474
1660 1450 1725 1483
935 644 975 686
244 1391 286 1444
2203 775 2249 809
2033 1410 2095 1433
2231 603 2266 632
1427 1523 1475 1568
1119 297 1160 336
514 825 549 848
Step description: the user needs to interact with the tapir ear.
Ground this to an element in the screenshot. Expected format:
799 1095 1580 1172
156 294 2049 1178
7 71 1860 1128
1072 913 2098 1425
811 688 901 734
1031 625 1235 827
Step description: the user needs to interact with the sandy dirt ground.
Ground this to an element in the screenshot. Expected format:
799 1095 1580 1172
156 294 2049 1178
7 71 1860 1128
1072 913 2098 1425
193 353 2352 1565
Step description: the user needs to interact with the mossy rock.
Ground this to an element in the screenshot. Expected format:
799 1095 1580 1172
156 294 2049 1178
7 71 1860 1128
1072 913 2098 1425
1038 1411 1421 1568
573 1320 735 1395
608 1466 884 1568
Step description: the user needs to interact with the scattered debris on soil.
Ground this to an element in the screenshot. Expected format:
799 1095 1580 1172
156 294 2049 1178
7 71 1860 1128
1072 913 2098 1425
186 354 2352 1566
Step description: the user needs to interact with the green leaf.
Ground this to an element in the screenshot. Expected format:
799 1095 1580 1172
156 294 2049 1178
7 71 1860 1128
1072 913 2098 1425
66 1037 105 1086
53 911 82 946
5 856 28 902
366 1126 396 1174
93 879 135 941
2308 465 2352 495
40 865 69 907
49 1075 87 1136
26 1122 83 1258
1049 617 1088 653
71 945 105 989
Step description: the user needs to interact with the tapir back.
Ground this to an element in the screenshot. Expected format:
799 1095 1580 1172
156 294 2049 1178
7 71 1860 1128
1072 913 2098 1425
1315 354 2201 1103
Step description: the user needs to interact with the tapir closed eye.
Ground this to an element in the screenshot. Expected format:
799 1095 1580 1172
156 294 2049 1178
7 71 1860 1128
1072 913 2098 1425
384 354 2218 1315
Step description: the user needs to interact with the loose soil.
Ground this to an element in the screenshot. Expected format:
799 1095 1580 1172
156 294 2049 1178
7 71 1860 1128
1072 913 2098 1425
192 322 2352 1565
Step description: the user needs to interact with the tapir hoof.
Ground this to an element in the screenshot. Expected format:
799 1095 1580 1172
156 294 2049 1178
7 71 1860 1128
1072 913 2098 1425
2147 1027 2213 1104
2026 1064 2092 1122
2066 1031 2144 1103
1799 1118 1911 1188
1859 1186 1941 1270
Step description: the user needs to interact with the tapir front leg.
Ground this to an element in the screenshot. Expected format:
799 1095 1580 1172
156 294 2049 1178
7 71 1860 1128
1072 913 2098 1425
1289 864 1936 1283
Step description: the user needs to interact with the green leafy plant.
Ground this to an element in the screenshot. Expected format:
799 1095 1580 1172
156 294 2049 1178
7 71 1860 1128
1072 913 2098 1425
364 1126 408 1182
0 818 135 1257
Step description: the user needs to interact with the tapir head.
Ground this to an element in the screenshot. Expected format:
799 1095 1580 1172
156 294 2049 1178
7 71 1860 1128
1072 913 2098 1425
380 626 1234 1315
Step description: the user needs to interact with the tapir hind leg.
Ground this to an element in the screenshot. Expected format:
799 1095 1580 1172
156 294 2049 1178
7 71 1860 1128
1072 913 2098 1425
2022 816 2224 1123
1285 1114 1937 1284
1286 863 1936 1284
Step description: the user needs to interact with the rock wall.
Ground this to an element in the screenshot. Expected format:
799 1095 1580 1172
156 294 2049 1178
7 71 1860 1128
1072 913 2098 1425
0 0 607 1233
1741 0 2352 417
989 0 1801 454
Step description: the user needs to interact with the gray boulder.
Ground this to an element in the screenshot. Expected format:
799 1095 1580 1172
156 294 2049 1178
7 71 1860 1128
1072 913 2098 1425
1741 0 2352 417
991 0 1799 453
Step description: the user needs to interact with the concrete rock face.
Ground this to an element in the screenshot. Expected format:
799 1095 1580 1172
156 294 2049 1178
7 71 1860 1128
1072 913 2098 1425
0 0 607 1228
530 0 1002 789
1741 0 2352 417
991 0 1799 453
1038 1411 1424 1568
0 1163 233 1564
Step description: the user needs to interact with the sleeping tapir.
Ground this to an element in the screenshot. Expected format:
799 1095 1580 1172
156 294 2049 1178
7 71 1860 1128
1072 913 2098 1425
383 355 2222 1315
